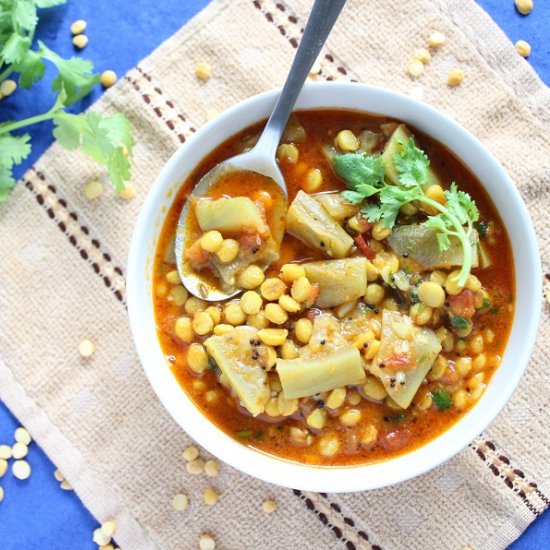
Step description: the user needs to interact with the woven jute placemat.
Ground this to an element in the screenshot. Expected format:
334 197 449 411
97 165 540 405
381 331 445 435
1 1 549 548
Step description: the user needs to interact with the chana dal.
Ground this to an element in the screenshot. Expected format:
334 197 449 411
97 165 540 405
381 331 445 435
153 110 514 466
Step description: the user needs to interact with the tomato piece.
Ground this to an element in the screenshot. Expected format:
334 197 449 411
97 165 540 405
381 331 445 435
302 284 320 309
356 217 373 234
354 234 375 260
239 229 262 252
384 353 414 371
448 289 475 318
185 241 210 269
379 428 411 451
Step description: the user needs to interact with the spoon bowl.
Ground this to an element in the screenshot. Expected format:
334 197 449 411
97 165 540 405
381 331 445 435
174 145 288 301
174 0 347 301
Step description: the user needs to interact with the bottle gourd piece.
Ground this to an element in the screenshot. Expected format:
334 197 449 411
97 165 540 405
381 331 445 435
195 196 269 237
369 310 441 409
387 225 479 269
204 327 271 416
302 257 367 308
277 346 365 399
286 190 354 258
314 192 359 222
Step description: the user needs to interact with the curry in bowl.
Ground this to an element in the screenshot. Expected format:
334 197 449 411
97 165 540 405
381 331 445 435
152 110 514 466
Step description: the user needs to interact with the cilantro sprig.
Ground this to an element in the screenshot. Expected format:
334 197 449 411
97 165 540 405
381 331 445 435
334 136 479 286
430 389 452 412
0 0 134 202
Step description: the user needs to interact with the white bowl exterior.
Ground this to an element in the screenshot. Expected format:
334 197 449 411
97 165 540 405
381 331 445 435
127 83 541 492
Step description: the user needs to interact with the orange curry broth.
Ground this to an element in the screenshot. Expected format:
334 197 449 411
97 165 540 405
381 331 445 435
153 109 514 466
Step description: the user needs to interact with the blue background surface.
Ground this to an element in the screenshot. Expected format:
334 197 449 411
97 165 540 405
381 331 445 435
0 0 548 548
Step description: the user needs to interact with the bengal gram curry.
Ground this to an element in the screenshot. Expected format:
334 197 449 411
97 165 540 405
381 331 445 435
153 110 514 466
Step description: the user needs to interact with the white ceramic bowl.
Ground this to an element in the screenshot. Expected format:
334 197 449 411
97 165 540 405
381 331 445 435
127 83 541 492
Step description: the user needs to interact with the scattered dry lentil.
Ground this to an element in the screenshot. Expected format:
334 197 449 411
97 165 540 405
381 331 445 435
100 70 118 88
447 68 465 87
0 79 17 98
84 180 103 200
428 31 446 47
70 19 87 35
0 459 7 478
204 459 220 477
60 479 73 491
203 487 220 505
0 486 3 503
415 48 431 63
15 428 31 445
78 338 95 357
118 182 136 200
12 442 28 460
0 445 12 459
172 492 189 511
262 499 277 513
407 58 425 78
101 520 117 538
195 62 212 80
199 533 216 550
515 40 531 57
515 0 533 15
182 445 200 462
72 34 89 49
92 527 111 546
186 458 205 475
12 460 31 480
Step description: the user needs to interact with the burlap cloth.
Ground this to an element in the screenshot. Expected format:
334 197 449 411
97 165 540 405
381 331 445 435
1 0 549 548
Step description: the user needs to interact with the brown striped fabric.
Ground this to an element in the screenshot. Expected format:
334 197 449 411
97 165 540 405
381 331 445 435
1 1 549 549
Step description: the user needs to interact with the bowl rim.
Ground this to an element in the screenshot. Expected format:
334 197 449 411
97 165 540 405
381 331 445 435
127 82 541 492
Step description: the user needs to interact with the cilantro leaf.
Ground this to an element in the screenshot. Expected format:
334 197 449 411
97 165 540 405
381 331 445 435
0 1 134 202
0 10 12 39
0 133 32 168
430 389 452 411
445 182 479 226
423 215 452 250
38 41 100 105
13 49 46 88
0 133 32 202
341 189 369 205
334 153 385 206
450 315 471 329
53 111 134 191
392 137 430 187
361 201 383 223
361 184 418 228
13 0 38 33
236 429 263 440
333 153 385 189
335 133 479 287
1 32 31 64
0 167 17 202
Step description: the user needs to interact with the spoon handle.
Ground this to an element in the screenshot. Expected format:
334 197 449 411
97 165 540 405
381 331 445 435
255 0 347 155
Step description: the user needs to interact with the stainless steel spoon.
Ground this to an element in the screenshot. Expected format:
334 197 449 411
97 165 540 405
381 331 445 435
175 0 347 301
